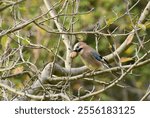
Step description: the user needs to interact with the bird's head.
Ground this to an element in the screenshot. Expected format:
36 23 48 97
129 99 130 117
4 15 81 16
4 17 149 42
73 42 87 53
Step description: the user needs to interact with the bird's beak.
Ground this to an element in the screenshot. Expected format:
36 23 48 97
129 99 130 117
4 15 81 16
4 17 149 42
73 49 77 52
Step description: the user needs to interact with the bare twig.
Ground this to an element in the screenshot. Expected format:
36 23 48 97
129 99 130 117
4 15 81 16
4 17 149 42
140 85 150 101
0 0 26 12
0 71 31 80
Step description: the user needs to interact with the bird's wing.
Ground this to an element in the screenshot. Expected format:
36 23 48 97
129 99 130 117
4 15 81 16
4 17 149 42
91 50 120 77
91 50 102 61
91 50 111 68
92 50 120 77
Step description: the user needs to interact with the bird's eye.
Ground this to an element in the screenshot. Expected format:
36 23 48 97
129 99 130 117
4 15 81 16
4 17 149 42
76 45 79 49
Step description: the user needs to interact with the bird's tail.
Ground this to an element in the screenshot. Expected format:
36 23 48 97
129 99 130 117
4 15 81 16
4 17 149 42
102 58 120 78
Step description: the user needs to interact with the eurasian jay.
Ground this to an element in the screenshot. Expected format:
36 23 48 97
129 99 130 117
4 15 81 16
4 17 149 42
71 42 111 70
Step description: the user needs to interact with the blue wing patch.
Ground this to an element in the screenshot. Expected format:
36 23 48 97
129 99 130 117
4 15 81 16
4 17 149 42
91 50 111 68
91 50 102 61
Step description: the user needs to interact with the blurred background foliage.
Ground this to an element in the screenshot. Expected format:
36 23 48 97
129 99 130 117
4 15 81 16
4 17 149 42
0 0 150 100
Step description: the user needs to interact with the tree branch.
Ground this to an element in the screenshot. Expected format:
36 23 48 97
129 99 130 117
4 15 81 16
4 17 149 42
0 82 70 100
138 1 150 24
43 0 72 69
